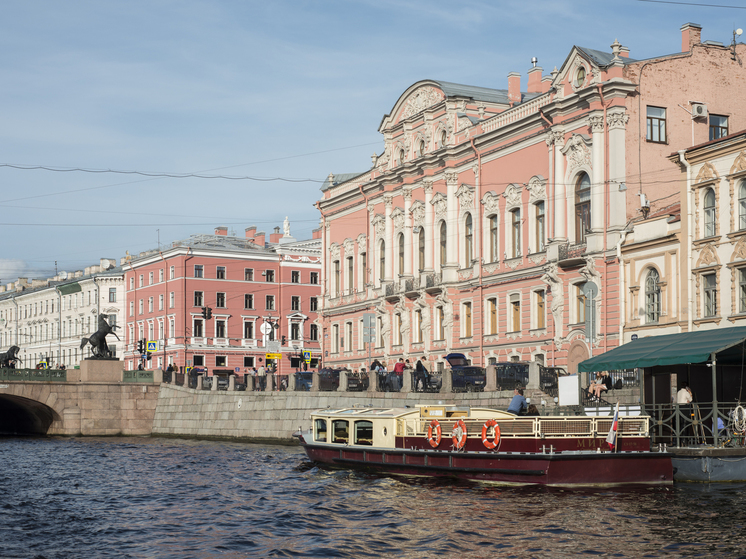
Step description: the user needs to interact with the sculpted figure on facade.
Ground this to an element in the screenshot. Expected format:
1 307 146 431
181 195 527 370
481 191 500 215
410 201 426 228
400 86 444 121
579 256 603 341
431 192 448 220
541 263 564 345
435 291 453 352
394 296 411 350
283 216 291 237
526 176 546 205
372 214 386 240
414 292 431 352
504 183 522 210
456 183 475 211
563 134 592 172
375 299 391 358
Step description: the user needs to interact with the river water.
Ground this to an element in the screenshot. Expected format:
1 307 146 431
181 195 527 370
1 437 746 558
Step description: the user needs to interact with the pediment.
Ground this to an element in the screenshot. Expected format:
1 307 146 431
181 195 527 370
552 48 602 96
730 151 746 176
695 161 719 184
380 81 446 132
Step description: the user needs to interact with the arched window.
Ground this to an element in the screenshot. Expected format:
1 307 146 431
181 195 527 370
739 181 746 231
464 213 473 266
575 173 591 243
439 221 447 268
703 188 716 237
511 209 521 257
379 239 386 281
645 268 661 324
440 130 447 148
535 201 545 252
418 229 425 272
419 139 425 157
488 215 498 262
397 233 405 275
399 149 405 166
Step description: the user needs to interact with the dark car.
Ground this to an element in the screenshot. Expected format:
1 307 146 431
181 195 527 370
346 371 369 392
445 353 486 392
494 363 530 390
317 368 341 391
295 372 313 391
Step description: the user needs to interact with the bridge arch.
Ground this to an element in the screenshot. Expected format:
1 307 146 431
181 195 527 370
0 394 61 435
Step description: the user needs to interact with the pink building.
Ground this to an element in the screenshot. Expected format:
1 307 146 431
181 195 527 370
123 224 321 377
317 23 746 375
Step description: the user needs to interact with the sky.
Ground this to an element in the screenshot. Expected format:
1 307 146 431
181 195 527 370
0 0 744 282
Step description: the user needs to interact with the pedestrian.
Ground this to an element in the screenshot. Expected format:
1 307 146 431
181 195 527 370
507 388 527 415
257 364 266 391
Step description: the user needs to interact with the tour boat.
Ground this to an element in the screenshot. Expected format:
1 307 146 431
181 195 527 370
295 405 673 486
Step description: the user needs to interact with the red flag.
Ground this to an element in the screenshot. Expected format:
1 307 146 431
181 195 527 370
606 401 620 452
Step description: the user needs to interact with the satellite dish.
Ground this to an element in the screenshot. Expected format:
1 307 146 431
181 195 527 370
737 28 743 36
59 271 68 280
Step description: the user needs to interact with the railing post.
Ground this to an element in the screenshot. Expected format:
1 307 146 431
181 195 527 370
338 371 348 392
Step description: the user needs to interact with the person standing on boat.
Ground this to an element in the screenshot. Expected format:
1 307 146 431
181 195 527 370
507 388 527 415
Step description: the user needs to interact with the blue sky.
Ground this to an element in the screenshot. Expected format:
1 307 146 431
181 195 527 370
0 0 742 281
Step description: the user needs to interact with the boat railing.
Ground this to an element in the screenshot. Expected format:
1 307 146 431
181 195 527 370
399 415 649 439
646 401 746 448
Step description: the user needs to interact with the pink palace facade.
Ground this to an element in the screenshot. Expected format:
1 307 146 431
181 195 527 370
317 23 746 375
122 225 321 376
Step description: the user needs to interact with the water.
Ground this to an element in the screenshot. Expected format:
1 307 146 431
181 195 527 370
2 437 746 558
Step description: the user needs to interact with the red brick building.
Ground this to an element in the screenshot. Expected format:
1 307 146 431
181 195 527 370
123 225 321 376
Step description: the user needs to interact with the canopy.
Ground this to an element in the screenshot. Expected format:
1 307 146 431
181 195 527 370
578 326 746 373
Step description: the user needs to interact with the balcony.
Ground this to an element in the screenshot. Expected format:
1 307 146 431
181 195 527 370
419 272 442 290
557 242 586 267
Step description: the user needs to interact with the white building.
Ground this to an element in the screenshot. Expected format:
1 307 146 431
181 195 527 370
0 258 124 368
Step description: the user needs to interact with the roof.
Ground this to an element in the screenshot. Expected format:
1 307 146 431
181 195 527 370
578 326 746 372
434 80 542 105
576 46 638 67
320 172 367 192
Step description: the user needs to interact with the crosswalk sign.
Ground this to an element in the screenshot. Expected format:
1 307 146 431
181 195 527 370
303 351 311 363
147 341 158 352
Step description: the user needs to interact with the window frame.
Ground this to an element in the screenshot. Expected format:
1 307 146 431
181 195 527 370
575 173 591 244
646 106 667 143
645 269 661 324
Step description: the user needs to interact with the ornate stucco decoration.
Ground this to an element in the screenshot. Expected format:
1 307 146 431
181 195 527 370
329 243 340 262
506 259 521 270
356 233 367 252
541 263 564 344
731 236 746 262
696 243 720 268
456 183 475 211
431 192 448 220
481 191 500 215
458 268 473 281
504 183 523 211
483 262 500 274
528 253 546 265
588 115 604 134
400 86 445 121
444 171 459 188
607 111 629 130
730 151 746 175
551 129 566 148
343 238 355 256
391 207 405 232
526 176 546 204
372 214 386 240
562 134 592 174
375 299 391 357
570 58 590 92
695 162 719 184
410 200 426 228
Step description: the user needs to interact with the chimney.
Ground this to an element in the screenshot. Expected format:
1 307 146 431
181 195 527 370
541 76 553 93
527 66 543 93
619 46 630 58
681 22 702 53
215 226 228 236
254 231 266 247
507 72 521 105
270 227 282 244
245 226 256 240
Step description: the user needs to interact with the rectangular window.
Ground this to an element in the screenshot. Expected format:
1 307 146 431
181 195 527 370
334 260 340 296
265 270 275 282
109 288 116 303
139 299 144 315
193 319 204 338
345 322 352 350
158 294 164 311
216 355 226 367
170 266 175 280
489 215 498 262
488 297 497 335
244 321 254 339
704 273 717 317
194 291 203 307
245 268 254 281
536 202 545 252
149 272 154 285
139 274 144 287
291 296 300 311
244 294 254 309
332 324 339 353
646 106 666 143
347 257 354 292
193 355 204 367
310 272 319 285
194 265 203 278
310 324 318 341
216 320 226 338
577 284 587 324
291 271 300 283
292 322 301 341
266 295 275 310
130 277 135 290
414 310 422 343
148 297 154 313
740 269 746 314
511 209 521 257
709 115 728 141
310 297 318 312
216 266 226 280
437 307 445 340
159 269 164 283
510 296 520 332
536 290 546 329
170 292 175 308
244 356 255 367
129 301 134 317
216 293 226 308
463 302 472 338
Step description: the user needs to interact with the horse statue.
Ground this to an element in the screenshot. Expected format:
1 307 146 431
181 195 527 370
80 314 120 359
0 345 20 368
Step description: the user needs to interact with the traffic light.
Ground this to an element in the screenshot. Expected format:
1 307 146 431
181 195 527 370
137 340 144 353
201 307 208 319
206 307 212 320
281 335 286 345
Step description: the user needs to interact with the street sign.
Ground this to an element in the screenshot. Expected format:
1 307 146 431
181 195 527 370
362 312 376 343
234 367 240 373
303 351 311 363
631 334 639 341
146 341 158 352
185 366 193 374
266 353 282 360
266 341 281 353
260 322 273 335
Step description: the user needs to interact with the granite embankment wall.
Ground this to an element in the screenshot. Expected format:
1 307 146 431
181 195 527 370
152 385 531 443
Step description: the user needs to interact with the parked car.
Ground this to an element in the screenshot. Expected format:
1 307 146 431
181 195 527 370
445 353 486 392
494 363 530 390
346 371 369 392
317 368 341 391
413 369 442 392
295 371 313 391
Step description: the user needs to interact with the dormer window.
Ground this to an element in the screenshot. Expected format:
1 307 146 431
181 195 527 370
575 67 586 88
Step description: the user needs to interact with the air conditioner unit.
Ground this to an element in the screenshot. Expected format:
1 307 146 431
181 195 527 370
692 103 708 118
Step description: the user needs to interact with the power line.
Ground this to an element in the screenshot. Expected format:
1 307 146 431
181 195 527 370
637 0 746 8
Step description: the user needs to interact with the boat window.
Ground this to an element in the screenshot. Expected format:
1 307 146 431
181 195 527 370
314 419 327 442
332 420 349 444
354 420 373 445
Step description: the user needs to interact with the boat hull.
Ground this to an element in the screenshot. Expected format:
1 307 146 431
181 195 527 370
301 442 673 486
670 447 746 482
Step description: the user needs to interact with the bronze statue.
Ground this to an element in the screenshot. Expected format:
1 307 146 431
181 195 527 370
0 345 19 368
80 314 120 359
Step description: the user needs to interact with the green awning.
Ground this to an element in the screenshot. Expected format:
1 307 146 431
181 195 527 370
578 325 746 372
57 282 82 295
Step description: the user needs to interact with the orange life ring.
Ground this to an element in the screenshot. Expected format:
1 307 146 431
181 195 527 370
452 419 468 450
481 419 501 450
426 419 442 448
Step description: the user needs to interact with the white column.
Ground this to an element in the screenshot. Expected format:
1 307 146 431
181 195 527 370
424 181 434 271
590 114 605 234
385 194 394 281
608 111 629 233
403 187 413 277
445 172 459 281
553 131 567 241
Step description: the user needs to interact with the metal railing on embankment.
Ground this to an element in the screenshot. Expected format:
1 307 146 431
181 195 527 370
646 401 746 448
0 368 67 382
